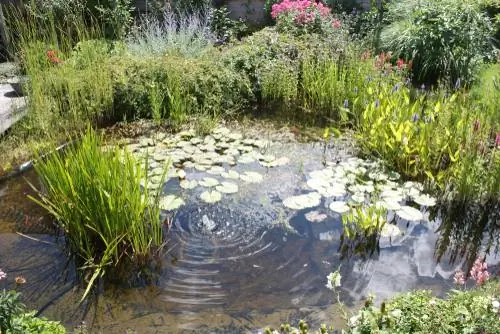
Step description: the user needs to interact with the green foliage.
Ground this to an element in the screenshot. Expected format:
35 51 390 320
209 6 248 43
0 290 65 333
346 281 500 333
355 67 499 203
30 128 167 299
380 0 496 86
94 0 134 40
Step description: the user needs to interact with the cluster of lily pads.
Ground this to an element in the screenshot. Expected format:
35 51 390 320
282 157 437 235
122 127 290 210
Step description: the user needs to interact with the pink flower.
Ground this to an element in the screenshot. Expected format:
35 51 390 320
453 270 466 285
495 133 500 148
0 269 6 280
470 257 490 286
332 19 341 28
396 58 405 70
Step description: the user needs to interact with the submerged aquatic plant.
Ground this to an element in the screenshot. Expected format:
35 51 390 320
30 128 167 300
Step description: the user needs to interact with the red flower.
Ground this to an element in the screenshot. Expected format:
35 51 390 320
46 50 56 58
332 19 341 28
396 58 405 69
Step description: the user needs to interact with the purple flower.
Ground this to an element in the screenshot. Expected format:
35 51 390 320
405 78 411 87
420 84 426 91
343 99 349 108
392 83 400 93
0 269 6 281
375 99 380 108
454 78 461 90
412 114 419 122
496 133 500 148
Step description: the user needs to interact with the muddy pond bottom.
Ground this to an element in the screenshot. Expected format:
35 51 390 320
0 126 496 333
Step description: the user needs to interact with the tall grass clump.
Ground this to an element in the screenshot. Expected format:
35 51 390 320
380 0 496 86
1 6 114 167
126 6 213 58
29 128 167 299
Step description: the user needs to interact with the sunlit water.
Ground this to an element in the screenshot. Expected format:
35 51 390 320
0 134 497 333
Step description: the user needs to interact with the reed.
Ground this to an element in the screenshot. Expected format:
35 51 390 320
29 128 167 299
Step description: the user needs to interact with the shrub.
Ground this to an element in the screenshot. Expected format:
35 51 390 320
30 128 167 299
209 6 248 43
270 0 342 35
380 0 496 86
126 7 213 58
0 290 66 333
346 281 500 333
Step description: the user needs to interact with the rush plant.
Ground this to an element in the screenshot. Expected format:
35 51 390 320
29 128 168 299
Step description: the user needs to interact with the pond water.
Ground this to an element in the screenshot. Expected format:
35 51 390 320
0 125 498 333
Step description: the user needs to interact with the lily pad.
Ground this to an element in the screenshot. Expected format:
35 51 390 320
329 201 350 214
221 170 240 179
375 199 401 211
199 177 219 188
240 171 264 183
380 224 401 237
206 166 226 175
200 190 222 204
194 164 208 171
216 182 239 194
180 179 198 190
396 205 424 221
309 169 334 180
351 193 365 203
305 211 328 223
283 192 322 210
413 194 437 207
307 178 329 192
238 154 255 164
159 195 185 211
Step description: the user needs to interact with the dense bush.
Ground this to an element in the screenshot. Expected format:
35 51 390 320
266 280 500 333
0 290 65 333
346 281 500 333
380 0 496 86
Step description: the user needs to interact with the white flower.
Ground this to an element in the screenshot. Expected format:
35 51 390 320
402 136 409 146
429 299 437 306
492 300 499 310
390 309 402 318
326 270 342 291
348 314 361 326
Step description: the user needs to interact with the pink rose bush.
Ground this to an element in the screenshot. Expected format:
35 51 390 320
271 0 341 35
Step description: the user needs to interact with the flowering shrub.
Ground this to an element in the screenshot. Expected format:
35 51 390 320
270 0 340 35
454 257 491 287
0 268 6 280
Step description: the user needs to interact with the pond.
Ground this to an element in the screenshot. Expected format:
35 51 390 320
0 124 498 333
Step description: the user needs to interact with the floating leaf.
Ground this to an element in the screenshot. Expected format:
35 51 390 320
199 177 219 187
388 171 400 180
238 154 255 164
221 170 240 179
200 190 222 203
160 195 185 211
240 171 264 183
180 179 198 189
351 193 365 203
283 192 322 210
329 201 349 214
307 178 329 192
216 182 239 194
309 169 334 180
375 199 401 211
194 164 207 171
380 224 401 237
305 211 328 223
413 194 436 207
206 166 226 175
396 206 424 221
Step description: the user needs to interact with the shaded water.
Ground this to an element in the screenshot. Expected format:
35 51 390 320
0 132 498 333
